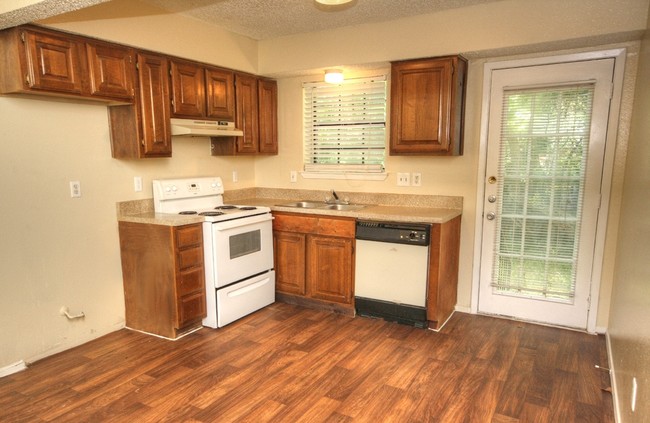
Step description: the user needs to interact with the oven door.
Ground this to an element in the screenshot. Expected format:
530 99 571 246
207 213 274 287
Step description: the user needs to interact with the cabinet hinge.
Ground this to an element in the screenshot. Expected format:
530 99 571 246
141 139 145 146
135 61 139 70
20 32 25 43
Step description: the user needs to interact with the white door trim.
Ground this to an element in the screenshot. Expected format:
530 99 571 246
470 48 627 333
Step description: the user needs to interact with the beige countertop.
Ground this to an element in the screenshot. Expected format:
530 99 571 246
117 188 463 226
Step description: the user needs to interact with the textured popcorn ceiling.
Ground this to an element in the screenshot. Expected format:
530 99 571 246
0 0 109 29
141 0 504 40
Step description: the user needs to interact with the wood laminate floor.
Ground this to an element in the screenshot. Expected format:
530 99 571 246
0 303 614 422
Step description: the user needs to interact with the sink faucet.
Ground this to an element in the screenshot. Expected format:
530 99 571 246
327 190 349 205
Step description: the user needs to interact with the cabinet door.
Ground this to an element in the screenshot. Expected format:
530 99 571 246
86 42 135 101
307 235 353 304
258 78 278 154
235 73 260 154
170 60 206 118
390 56 463 155
274 231 307 295
22 30 83 94
206 67 235 120
137 52 172 157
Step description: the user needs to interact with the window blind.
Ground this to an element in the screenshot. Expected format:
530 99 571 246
492 84 594 302
303 76 386 173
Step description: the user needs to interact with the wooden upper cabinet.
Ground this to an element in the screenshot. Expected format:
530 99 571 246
170 60 235 120
0 27 85 95
137 52 172 157
206 67 235 120
234 73 260 154
390 55 467 156
258 78 278 154
170 60 206 118
86 41 135 101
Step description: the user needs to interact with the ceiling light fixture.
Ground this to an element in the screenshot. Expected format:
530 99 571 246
324 69 344 84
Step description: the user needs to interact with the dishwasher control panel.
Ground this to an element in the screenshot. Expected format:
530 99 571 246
356 221 430 246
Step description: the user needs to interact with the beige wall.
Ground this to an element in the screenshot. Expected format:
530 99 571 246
608 10 650 423
0 0 647 372
0 1 258 369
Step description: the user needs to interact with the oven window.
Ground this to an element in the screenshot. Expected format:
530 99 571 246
229 230 261 259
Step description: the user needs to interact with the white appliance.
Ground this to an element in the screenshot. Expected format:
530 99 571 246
153 177 275 328
170 118 243 137
354 220 431 328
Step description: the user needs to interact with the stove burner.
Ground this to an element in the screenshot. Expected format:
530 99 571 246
215 205 238 210
179 211 198 215
239 206 257 211
199 211 225 217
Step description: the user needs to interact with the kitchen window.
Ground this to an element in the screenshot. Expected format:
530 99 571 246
302 76 387 180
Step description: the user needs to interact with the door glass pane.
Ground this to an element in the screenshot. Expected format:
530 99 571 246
492 84 594 302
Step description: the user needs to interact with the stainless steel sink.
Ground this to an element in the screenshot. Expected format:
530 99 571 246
278 201 328 208
277 201 366 211
321 204 366 211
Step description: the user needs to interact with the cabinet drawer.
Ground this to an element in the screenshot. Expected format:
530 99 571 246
177 267 204 296
273 213 318 233
316 218 355 238
177 247 203 270
176 291 206 327
176 224 203 248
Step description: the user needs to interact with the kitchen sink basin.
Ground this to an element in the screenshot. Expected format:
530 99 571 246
321 204 366 211
279 201 328 208
277 201 366 211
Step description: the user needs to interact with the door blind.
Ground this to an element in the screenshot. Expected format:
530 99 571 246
492 84 594 302
303 76 386 172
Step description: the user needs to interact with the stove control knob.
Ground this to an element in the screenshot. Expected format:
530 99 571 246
171 185 178 192
164 186 171 192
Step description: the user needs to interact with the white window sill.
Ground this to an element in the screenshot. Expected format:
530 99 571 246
300 171 388 181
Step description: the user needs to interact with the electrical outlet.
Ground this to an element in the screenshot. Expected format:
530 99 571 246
397 172 410 186
290 170 298 183
412 172 422 186
69 181 81 198
232 170 238 182
134 176 143 192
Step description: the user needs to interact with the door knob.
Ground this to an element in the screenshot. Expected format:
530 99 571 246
486 212 496 220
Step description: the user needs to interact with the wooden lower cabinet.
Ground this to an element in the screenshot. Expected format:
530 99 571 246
118 221 206 339
273 212 355 314
427 215 462 329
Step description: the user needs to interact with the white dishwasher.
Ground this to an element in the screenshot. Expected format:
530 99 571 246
354 220 430 328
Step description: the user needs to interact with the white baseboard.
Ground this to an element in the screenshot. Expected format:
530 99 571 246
454 305 472 313
0 360 27 378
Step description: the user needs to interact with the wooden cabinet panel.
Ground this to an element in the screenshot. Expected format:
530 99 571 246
137 52 172 157
119 222 205 339
426 215 462 330
390 56 466 156
273 213 319 233
170 60 206 118
234 73 260 154
86 42 135 101
307 235 353 304
22 29 84 95
258 78 278 154
274 231 307 295
206 67 235 120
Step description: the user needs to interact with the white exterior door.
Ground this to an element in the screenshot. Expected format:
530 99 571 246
478 58 615 329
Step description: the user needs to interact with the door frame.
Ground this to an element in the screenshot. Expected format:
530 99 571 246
470 49 627 333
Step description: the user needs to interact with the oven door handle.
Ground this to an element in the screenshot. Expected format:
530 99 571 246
212 213 274 231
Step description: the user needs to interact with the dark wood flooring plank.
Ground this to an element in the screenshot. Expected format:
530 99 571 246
0 303 615 423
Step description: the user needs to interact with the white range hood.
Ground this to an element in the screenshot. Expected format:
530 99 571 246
170 118 243 137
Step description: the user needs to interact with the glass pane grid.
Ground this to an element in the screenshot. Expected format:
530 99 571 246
491 84 593 303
